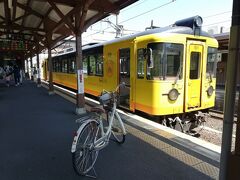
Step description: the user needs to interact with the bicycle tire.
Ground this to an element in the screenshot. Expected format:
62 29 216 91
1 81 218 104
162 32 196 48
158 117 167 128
110 114 125 144
72 120 100 175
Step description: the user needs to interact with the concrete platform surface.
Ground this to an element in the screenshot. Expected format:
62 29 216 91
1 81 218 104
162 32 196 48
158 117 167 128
0 81 219 180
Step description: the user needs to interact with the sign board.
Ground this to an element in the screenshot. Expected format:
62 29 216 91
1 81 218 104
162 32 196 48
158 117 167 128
77 69 84 94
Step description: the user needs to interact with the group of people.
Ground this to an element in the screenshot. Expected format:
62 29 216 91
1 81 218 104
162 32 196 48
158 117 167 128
0 64 24 87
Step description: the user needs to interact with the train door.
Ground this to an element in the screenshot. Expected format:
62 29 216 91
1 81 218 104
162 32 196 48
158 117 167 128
119 48 130 109
185 41 204 111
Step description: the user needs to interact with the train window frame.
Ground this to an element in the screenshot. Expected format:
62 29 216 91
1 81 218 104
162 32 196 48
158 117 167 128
61 56 68 73
206 47 218 79
88 55 96 76
52 58 56 72
83 55 88 75
190 52 201 79
137 48 145 79
84 46 103 76
119 48 130 77
68 54 76 74
146 43 183 81
95 54 103 77
57 57 61 72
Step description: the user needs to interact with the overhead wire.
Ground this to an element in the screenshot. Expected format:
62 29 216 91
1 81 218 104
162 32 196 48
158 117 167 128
121 0 150 13
119 0 176 24
83 0 176 39
203 11 231 19
83 1 231 39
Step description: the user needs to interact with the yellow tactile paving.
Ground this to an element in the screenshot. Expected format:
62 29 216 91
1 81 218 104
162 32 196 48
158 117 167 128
194 162 219 179
125 123 219 178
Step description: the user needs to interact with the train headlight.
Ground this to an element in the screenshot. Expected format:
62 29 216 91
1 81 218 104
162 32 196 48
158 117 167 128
207 86 214 96
168 88 179 101
194 16 203 27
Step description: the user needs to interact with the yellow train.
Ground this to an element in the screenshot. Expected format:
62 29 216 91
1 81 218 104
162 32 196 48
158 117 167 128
42 16 218 133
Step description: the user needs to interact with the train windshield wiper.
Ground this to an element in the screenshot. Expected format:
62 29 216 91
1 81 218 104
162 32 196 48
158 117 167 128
174 65 182 84
208 71 213 82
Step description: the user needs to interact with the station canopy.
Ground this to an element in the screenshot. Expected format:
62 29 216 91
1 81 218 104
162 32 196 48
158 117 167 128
0 0 138 57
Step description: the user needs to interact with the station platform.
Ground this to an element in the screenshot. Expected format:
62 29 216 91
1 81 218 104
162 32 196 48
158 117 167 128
0 80 220 180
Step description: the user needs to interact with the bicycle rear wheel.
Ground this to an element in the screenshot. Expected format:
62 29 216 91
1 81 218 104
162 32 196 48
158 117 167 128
72 120 100 175
111 114 125 144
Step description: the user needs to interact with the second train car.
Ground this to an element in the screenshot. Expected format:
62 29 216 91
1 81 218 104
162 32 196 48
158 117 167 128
42 16 218 133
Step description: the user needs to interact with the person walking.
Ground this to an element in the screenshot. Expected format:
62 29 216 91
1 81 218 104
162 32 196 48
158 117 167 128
13 64 20 86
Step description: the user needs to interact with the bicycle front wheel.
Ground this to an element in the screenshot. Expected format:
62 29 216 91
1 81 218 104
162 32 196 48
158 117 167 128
72 120 99 175
111 114 126 144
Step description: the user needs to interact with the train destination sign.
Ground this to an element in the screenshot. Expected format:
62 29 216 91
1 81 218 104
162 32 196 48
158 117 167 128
0 39 28 51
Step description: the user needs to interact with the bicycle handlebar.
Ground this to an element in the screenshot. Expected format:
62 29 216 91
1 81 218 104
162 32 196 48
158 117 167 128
99 82 125 106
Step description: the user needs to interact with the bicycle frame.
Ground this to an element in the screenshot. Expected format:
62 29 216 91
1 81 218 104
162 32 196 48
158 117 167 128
92 103 126 151
72 83 127 154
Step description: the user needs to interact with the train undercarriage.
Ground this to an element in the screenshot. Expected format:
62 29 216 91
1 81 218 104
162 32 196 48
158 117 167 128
158 110 210 135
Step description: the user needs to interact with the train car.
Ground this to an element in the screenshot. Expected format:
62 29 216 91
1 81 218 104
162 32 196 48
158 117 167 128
42 16 218 133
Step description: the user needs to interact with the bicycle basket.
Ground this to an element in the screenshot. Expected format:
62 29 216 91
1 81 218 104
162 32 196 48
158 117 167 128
99 92 112 106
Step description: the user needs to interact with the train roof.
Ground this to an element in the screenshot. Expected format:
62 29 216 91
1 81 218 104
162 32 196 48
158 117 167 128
83 25 214 49
54 25 214 57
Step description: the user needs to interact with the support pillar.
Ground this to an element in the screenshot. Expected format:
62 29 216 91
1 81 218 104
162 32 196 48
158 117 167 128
220 0 240 179
75 33 86 115
30 55 34 81
36 46 41 87
48 47 54 95
25 58 29 79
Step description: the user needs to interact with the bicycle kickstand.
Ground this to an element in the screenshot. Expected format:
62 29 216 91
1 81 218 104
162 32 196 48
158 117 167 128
85 167 97 179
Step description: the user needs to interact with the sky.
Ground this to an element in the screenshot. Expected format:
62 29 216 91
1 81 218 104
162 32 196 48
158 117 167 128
82 0 233 44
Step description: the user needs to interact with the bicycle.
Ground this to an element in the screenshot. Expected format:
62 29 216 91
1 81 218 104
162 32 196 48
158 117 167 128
71 83 127 178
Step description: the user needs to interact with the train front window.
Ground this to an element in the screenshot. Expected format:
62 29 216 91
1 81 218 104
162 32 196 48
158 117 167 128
147 43 183 80
207 47 217 79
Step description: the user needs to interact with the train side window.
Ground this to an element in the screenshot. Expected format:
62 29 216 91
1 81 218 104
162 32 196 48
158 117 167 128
190 52 200 79
95 54 103 76
62 57 68 73
52 59 56 72
89 55 96 75
207 47 217 79
83 56 88 74
68 56 75 73
137 49 145 79
56 58 61 72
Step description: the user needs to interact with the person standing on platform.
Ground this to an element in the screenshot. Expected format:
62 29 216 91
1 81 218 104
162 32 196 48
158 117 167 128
13 64 20 86
19 68 24 85
4 65 12 87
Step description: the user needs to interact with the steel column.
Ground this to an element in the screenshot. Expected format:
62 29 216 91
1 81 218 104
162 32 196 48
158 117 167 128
48 48 54 95
220 0 240 179
75 33 86 115
30 55 34 81
36 45 41 87
25 58 29 79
